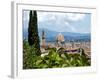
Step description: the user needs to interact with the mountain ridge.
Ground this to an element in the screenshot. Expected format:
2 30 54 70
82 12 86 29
23 28 91 42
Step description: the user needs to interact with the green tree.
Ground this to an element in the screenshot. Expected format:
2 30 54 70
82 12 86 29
28 10 41 56
28 11 33 45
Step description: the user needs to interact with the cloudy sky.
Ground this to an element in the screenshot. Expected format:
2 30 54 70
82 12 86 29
23 10 91 33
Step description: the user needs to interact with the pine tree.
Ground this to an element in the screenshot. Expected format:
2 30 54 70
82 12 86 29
28 10 41 56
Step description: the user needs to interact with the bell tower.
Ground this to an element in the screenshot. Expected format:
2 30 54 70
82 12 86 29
42 30 46 48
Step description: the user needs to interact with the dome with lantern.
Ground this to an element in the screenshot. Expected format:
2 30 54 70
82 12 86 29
56 33 65 42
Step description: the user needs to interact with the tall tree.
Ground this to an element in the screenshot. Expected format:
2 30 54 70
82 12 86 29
28 10 41 56
28 10 33 45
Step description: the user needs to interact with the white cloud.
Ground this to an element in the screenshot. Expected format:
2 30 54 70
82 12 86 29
37 11 66 22
37 11 86 24
37 12 48 22
23 11 88 33
65 22 70 26
64 22 77 32
70 26 77 32
38 12 58 22
23 11 29 21
66 13 85 21
38 11 81 32
23 11 86 24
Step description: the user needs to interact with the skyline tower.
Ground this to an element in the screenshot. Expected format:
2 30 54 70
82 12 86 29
41 30 46 48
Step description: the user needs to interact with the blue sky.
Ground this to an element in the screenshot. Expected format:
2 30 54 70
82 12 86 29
23 10 91 33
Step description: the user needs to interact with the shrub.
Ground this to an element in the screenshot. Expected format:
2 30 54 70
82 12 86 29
23 41 90 69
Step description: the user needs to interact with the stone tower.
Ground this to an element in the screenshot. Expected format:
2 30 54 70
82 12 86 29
42 30 46 48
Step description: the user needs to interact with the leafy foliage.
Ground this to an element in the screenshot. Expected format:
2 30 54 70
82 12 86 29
23 40 90 69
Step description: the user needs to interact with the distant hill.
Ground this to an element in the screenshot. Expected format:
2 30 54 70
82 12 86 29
23 28 91 42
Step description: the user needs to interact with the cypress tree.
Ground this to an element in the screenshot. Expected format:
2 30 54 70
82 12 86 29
28 10 33 45
28 10 41 56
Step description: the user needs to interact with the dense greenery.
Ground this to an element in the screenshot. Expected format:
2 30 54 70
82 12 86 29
23 40 90 69
28 10 41 56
